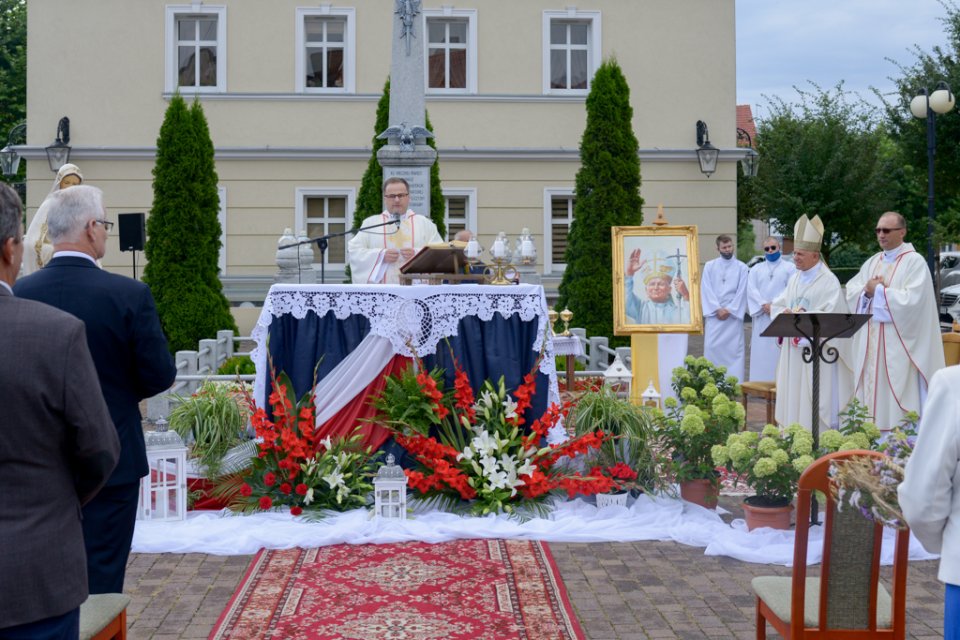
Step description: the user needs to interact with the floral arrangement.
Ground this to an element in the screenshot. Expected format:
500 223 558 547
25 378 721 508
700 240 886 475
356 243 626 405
374 359 616 518
712 424 815 507
589 462 641 494
654 356 745 484
830 412 919 529
168 379 252 479
215 371 380 516
819 399 883 453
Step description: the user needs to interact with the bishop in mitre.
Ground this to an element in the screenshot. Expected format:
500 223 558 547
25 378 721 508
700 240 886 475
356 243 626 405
772 214 853 431
348 177 442 284
845 211 944 432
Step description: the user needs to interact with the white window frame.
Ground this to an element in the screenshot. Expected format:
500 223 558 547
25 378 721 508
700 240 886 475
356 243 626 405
217 186 227 275
543 187 575 274
422 8 478 95
165 5 227 93
542 9 601 96
295 187 355 271
295 7 356 94
441 187 477 240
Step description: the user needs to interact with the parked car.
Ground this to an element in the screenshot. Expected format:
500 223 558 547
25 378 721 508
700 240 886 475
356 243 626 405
940 282 960 322
940 251 960 289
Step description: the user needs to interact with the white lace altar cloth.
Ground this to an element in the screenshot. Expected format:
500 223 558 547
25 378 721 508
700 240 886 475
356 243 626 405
132 493 937 567
553 334 584 357
250 283 558 409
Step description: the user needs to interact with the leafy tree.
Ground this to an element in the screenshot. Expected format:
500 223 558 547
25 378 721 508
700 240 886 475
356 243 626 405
736 163 759 261
882 0 960 246
752 83 898 259
144 94 237 353
556 58 643 343
0 0 26 189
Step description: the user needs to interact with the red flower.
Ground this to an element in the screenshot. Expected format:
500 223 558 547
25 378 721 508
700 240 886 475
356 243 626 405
290 506 303 516
510 372 537 426
279 483 292 495
240 483 253 497
295 483 308 496
259 495 273 510
263 472 277 487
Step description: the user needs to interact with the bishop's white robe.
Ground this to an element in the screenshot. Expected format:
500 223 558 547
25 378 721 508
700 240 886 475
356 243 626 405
772 262 853 431
701 256 749 382
347 210 442 284
746 258 796 381
845 243 945 431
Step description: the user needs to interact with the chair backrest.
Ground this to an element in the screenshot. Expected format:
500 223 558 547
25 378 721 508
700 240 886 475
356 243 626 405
790 450 909 635
942 332 960 367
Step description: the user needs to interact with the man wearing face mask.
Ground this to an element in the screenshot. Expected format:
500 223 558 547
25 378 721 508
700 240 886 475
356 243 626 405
746 237 795 381
700 235 749 382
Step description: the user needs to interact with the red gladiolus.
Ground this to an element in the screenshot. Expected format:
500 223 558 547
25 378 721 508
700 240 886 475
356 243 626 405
259 495 273 510
263 472 277 487
295 483 308 495
279 483 292 495
290 506 303 516
240 483 253 497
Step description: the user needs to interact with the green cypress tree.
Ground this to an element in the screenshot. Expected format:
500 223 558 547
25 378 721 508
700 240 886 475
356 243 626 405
144 95 237 353
555 58 643 344
425 111 446 238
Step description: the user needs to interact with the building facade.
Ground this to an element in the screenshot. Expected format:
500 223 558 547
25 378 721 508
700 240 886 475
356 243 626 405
22 1 741 331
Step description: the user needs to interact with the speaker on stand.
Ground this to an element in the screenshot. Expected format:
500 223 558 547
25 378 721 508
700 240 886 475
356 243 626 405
118 213 145 279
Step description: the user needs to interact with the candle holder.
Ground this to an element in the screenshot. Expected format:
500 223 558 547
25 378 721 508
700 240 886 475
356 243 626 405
487 232 517 285
559 308 573 336
547 308 559 335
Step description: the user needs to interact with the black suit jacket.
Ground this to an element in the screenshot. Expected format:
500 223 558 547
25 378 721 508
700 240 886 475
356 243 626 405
14 256 177 485
0 287 120 628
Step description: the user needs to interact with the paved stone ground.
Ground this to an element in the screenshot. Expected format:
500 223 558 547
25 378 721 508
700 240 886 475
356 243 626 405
120 324 945 638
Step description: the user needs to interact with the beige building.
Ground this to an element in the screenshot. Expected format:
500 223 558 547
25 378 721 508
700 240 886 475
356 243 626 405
21 1 744 332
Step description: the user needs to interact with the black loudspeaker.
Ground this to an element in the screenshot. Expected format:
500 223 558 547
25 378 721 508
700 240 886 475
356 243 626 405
118 212 145 252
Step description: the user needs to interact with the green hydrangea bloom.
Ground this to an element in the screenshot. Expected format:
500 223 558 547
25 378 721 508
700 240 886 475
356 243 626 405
862 422 881 441
820 430 843 450
847 433 870 449
664 396 678 409
757 437 779 455
711 444 728 466
733 384 743 396
680 413 706 436
680 387 698 402
728 442 751 465
701 384 718 399
698 369 712 381
838 441 859 451
771 448 789 465
695 356 708 367
792 454 814 473
726 433 742 447
786 423 805 437
683 405 701 419
717 365 728 375
740 431 759 445
713 403 731 418
753 457 778 477
761 424 780 438
684 355 696 366
733 403 746 421
790 434 813 456
725 376 739 388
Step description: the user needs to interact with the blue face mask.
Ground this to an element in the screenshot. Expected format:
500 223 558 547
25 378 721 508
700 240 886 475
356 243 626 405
765 251 781 262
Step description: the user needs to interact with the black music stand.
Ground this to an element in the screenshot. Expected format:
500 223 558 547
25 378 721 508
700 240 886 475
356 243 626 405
762 312 870 525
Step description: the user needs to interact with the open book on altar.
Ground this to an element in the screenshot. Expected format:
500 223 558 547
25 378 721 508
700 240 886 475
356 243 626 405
399 241 470 276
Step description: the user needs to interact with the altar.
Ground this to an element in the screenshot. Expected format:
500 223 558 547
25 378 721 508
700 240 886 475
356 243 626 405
250 284 561 450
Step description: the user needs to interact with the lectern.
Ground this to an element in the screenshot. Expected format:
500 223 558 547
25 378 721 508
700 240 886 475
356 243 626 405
762 312 870 524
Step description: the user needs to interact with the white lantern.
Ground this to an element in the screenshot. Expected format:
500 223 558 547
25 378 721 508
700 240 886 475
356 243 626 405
602 354 633 397
373 453 408 519
138 418 188 521
641 380 662 409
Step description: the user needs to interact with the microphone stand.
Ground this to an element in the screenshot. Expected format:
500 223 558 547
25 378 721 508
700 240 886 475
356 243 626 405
279 217 401 284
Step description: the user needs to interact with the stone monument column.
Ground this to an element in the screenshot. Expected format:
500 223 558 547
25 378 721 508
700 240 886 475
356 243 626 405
376 0 438 217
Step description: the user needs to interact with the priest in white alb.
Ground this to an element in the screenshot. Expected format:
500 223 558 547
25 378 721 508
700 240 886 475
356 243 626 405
845 211 945 432
746 236 795 381
772 215 853 431
348 177 443 284
701 234 749 382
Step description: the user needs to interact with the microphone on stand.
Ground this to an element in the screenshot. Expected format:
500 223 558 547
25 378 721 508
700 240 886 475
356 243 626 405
391 211 403 226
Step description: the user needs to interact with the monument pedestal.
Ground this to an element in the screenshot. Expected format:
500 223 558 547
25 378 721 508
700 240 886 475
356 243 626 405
378 146 437 217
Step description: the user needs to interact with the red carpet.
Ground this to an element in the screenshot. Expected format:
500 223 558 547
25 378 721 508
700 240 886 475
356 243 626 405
209 539 585 639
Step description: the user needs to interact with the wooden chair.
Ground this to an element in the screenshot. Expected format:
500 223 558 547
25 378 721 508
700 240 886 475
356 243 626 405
942 331 960 367
80 593 130 640
740 381 777 427
752 450 909 639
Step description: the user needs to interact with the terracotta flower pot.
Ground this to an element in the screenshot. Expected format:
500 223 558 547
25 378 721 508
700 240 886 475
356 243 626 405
742 499 793 531
679 478 719 509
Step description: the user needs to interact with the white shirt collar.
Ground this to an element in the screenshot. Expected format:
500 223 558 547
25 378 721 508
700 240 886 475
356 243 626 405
52 250 98 265
882 243 909 263
798 260 822 284
0 280 11 295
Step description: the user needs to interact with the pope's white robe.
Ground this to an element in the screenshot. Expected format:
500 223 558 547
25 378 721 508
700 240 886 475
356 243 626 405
746 258 796 381
845 243 945 430
701 256 749 382
772 262 853 431
347 210 442 284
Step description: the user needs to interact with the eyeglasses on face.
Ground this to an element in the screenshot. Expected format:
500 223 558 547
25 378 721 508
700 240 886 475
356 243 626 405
384 193 409 200
93 219 114 231
875 227 903 234
763 245 778 252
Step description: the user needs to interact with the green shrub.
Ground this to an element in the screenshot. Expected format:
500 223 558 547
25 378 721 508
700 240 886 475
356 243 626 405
168 381 249 479
217 355 255 376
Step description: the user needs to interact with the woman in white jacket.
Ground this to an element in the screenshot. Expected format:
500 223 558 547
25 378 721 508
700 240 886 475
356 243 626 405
899 365 960 639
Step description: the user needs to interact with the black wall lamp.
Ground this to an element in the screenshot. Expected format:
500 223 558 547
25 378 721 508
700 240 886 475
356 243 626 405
696 120 719 177
45 117 71 172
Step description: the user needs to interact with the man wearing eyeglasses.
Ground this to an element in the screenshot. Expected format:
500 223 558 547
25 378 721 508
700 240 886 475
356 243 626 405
14 185 176 595
348 177 442 284
746 237 795 381
845 211 944 433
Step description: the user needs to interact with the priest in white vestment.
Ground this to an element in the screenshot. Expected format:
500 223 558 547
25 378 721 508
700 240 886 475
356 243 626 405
746 237 796 381
348 177 443 284
700 235 749 382
845 211 945 431
772 215 853 431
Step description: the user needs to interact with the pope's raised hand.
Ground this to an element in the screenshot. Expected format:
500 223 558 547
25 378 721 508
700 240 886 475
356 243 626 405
626 248 645 276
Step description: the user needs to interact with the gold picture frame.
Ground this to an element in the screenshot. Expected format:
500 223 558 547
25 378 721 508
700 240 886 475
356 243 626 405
612 225 703 335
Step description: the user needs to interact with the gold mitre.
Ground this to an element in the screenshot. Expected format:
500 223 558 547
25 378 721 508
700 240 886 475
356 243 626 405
641 253 677 284
793 214 824 252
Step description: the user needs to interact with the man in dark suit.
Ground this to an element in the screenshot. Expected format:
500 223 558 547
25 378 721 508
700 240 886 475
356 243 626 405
0 182 120 638
15 185 177 594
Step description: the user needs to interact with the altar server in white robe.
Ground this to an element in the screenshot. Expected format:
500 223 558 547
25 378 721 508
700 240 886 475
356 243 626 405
701 235 749 382
845 211 944 432
772 214 853 431
348 177 443 284
747 237 795 381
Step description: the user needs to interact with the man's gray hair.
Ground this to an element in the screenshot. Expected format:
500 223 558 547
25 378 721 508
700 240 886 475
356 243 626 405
0 183 21 246
46 185 105 245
